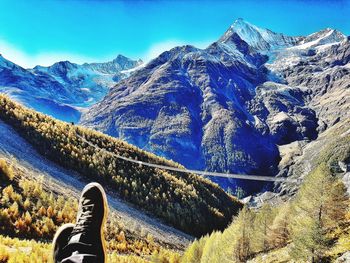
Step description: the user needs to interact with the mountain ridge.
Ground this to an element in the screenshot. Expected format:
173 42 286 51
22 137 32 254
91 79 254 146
221 18 300 52
81 19 350 194
0 53 142 122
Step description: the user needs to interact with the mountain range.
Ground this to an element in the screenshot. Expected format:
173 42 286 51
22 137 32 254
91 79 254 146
80 19 349 194
1 19 349 195
0 54 142 122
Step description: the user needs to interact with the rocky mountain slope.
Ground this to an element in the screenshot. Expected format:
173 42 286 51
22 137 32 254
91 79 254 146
81 19 350 194
0 54 141 122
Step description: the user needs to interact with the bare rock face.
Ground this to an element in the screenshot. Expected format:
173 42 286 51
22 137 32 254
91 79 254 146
264 34 350 196
81 20 350 194
336 251 350 263
248 82 318 145
271 37 350 131
342 172 350 195
81 29 281 193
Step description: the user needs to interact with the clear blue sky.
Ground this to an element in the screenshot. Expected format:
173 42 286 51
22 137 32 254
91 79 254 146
0 0 349 67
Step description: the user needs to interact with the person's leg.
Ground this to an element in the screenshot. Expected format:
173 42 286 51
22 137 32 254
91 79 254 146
53 183 108 263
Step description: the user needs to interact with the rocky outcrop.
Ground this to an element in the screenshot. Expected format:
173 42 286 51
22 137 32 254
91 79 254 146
336 251 350 263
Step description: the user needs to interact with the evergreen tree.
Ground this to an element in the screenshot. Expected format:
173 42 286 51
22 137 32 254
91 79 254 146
200 232 222 263
268 202 291 248
252 203 275 253
290 163 348 262
219 206 255 262
181 237 207 263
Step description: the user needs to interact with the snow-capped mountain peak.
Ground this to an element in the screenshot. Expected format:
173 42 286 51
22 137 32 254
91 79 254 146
296 28 346 48
112 54 143 68
83 55 142 74
0 53 142 123
230 18 262 36
49 60 78 74
220 18 298 52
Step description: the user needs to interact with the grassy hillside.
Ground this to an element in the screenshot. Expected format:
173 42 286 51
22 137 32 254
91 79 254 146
0 94 242 237
0 234 181 263
0 158 181 262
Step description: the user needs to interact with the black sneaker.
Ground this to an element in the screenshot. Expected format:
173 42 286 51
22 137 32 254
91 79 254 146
53 223 74 262
60 183 108 263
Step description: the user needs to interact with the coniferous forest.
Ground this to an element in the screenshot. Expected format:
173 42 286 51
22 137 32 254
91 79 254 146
0 94 242 237
0 158 180 262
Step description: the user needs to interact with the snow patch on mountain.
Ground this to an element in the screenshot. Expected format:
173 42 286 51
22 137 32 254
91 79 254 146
0 54 142 122
220 18 299 52
266 28 346 72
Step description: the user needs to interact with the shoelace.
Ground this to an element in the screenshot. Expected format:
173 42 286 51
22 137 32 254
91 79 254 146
61 241 94 259
71 202 94 235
